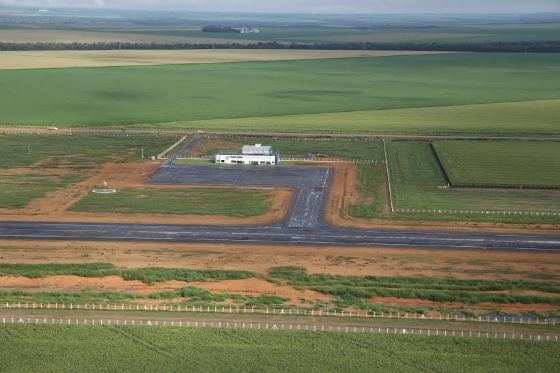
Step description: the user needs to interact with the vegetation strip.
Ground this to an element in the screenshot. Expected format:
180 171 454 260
1 54 560 134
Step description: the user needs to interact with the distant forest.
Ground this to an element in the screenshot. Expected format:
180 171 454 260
1 41 559 52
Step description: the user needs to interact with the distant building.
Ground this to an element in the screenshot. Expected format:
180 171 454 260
215 144 278 166
238 27 261 34
202 25 261 34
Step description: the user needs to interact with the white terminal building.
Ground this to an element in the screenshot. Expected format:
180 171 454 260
215 144 279 166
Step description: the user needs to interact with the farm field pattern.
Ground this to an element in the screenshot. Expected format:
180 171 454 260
0 325 559 373
1 53 560 135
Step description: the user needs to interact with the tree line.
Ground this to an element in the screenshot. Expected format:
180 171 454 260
1 41 559 52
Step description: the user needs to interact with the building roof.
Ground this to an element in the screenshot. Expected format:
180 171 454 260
242 144 272 155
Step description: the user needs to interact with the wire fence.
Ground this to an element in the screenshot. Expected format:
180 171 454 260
396 208 560 217
1 316 558 342
1 302 557 326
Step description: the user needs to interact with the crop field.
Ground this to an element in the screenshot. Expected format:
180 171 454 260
0 50 433 70
180 99 560 135
0 134 176 208
70 188 271 217
77 23 560 44
194 138 385 161
350 140 560 224
0 325 558 373
433 141 560 188
1 53 560 135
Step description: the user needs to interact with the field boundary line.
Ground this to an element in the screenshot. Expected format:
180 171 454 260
1 316 558 342
1 302 557 326
2 126 560 142
382 139 395 213
429 143 451 187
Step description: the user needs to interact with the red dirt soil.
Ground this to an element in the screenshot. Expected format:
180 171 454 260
0 240 559 282
0 275 330 305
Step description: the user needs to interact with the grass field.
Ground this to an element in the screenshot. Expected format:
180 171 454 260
433 141 560 188
176 99 560 135
0 134 176 208
0 325 558 373
2 53 560 135
350 140 560 224
101 23 560 44
70 188 271 217
0 50 434 70
3 20 560 45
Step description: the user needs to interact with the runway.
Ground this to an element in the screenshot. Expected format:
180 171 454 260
1 163 559 251
0 221 559 251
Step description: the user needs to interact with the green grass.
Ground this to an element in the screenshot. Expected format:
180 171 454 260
0 134 176 168
0 174 80 209
69 187 271 217
384 141 560 223
269 267 560 308
0 263 254 284
433 141 560 188
349 164 388 218
2 54 560 135
0 134 177 208
122 23 560 44
176 99 560 135
149 287 288 307
0 290 135 304
0 325 558 373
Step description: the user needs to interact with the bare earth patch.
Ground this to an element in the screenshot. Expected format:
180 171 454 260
0 275 329 305
0 240 559 282
0 275 186 294
190 278 331 304
0 50 447 70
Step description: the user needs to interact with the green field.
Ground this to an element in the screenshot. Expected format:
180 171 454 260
2 54 560 134
0 134 176 208
113 23 560 44
0 325 558 373
70 188 271 217
433 141 560 188
350 140 560 224
179 99 560 135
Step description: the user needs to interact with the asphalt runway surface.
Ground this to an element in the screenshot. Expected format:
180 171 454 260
150 164 331 229
1 161 559 251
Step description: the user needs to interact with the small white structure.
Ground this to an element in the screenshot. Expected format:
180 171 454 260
215 144 278 165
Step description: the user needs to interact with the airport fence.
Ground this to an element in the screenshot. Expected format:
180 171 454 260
1 316 558 342
396 208 560 217
1 302 557 326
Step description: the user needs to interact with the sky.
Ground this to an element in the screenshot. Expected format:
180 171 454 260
1 0 559 14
